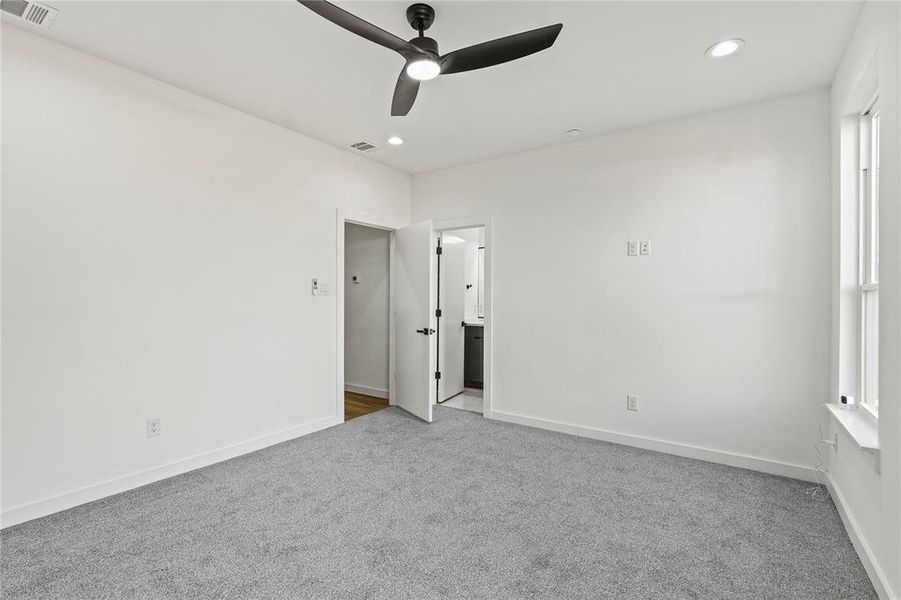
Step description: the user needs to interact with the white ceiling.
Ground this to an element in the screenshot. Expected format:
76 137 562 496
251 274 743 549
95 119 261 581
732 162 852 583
6 1 860 173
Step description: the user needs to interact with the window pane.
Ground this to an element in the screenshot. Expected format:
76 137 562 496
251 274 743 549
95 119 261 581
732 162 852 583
872 112 879 282
862 289 878 410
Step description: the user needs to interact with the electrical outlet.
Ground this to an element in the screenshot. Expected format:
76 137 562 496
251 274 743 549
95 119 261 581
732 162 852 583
626 395 639 412
627 241 638 256
639 241 650 256
146 418 161 438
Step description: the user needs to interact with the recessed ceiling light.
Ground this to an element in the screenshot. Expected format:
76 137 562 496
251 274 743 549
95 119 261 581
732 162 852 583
706 38 744 58
388 136 404 146
566 128 583 138
406 59 441 81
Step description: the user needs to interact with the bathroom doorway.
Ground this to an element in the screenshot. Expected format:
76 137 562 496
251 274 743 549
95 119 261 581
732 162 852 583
436 226 485 414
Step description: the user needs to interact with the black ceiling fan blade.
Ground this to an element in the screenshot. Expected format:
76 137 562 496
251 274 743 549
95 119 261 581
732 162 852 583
297 1 427 60
439 23 563 75
391 67 420 116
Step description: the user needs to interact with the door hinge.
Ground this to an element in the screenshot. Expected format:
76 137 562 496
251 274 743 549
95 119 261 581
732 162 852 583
434 371 442 380
435 308 442 317
436 246 443 255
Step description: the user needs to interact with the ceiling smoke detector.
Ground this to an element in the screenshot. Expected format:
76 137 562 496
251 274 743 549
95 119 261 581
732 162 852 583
566 128 583 138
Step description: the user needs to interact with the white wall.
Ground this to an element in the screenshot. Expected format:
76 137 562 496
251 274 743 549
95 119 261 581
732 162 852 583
344 224 390 398
1 26 410 524
829 2 901 597
413 89 831 479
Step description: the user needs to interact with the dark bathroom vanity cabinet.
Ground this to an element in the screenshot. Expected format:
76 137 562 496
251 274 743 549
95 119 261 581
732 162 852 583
464 323 484 389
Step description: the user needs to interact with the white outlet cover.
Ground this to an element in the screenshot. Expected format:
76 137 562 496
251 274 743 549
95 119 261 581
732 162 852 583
146 418 161 437
639 241 650 256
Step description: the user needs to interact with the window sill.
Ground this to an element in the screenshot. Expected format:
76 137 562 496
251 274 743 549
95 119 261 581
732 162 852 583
825 403 880 456
858 401 879 420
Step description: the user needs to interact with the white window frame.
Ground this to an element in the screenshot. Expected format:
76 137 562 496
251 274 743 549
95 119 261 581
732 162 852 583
858 98 879 418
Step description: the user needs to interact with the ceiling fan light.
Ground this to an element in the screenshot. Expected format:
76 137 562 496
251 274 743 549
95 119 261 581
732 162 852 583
406 59 440 81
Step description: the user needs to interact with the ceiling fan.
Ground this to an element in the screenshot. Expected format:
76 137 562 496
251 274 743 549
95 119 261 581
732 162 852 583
297 1 563 116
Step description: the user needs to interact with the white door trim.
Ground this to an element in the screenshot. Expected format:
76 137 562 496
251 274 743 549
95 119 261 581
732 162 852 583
434 215 494 418
336 209 408 422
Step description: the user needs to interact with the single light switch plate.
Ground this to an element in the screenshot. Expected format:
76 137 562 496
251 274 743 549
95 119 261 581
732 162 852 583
639 241 650 256
627 395 639 412
146 418 161 438
627 241 638 256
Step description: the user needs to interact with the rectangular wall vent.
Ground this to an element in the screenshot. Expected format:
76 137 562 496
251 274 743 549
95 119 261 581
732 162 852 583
349 141 378 153
1 0 58 29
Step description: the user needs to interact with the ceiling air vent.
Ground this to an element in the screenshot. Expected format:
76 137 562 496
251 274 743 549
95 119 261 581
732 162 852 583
1 0 58 29
349 141 378 153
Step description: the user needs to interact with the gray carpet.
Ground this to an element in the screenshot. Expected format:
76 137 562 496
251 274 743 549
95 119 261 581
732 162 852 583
1 406 875 599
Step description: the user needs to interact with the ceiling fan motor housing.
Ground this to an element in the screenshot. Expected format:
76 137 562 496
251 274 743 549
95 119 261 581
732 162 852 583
406 3 435 32
410 36 438 55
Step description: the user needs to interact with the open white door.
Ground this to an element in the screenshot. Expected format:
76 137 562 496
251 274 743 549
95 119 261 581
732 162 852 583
394 219 436 422
438 238 465 401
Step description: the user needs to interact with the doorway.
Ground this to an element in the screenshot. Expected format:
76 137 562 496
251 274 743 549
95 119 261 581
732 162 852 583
343 223 391 420
336 210 435 424
436 225 487 414
336 211 491 424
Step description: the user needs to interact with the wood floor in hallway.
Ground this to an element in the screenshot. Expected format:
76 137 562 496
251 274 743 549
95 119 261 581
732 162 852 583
344 391 389 420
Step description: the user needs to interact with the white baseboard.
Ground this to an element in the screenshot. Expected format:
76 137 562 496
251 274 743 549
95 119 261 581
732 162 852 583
1 414 342 529
344 383 388 399
826 474 896 600
489 409 816 482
